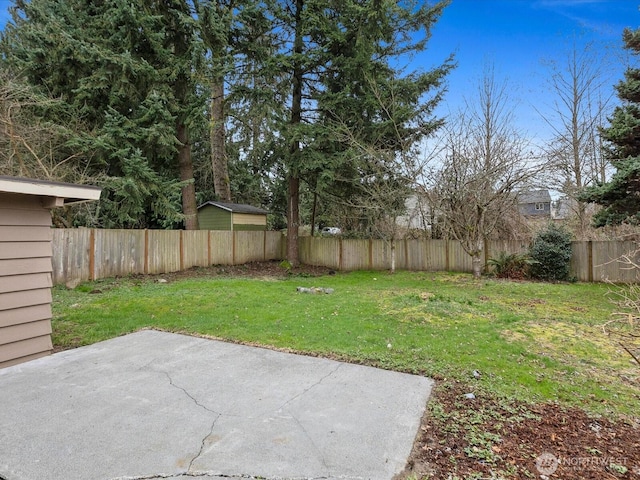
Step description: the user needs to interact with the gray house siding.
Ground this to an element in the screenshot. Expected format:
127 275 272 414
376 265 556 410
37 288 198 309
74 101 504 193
517 190 552 218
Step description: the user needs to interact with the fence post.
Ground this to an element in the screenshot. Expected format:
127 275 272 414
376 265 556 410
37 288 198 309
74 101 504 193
88 228 96 281
263 231 267 261
179 230 185 271
144 229 149 274
588 240 593 283
445 240 450 272
232 230 236 265
483 237 489 272
368 238 373 270
339 238 343 271
207 230 212 266
404 238 409 270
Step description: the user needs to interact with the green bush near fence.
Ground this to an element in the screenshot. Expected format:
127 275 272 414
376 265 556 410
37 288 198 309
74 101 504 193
529 224 573 281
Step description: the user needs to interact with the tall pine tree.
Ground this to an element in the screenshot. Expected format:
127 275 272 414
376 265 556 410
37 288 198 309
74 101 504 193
271 0 453 265
1 0 203 228
580 27 640 226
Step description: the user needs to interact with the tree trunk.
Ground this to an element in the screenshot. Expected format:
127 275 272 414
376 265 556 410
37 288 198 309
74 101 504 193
172 8 198 231
287 175 300 266
286 0 304 267
311 191 318 236
211 79 231 202
390 238 396 274
471 252 483 279
177 121 199 230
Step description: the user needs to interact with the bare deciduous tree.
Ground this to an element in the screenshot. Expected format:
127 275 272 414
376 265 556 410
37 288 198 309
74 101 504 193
0 71 93 184
603 248 640 368
538 41 614 238
424 66 542 278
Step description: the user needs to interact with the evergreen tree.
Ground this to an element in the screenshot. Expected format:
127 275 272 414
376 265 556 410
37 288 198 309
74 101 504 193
271 0 453 265
1 0 204 228
580 27 640 226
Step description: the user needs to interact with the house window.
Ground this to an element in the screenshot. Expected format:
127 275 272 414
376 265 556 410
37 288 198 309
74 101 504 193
535 202 545 211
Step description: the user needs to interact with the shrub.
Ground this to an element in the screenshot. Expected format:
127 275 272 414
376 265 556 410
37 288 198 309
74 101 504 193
488 251 535 280
528 224 573 281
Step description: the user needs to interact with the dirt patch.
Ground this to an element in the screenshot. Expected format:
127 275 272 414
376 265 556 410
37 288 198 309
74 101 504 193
404 381 640 479
136 260 336 282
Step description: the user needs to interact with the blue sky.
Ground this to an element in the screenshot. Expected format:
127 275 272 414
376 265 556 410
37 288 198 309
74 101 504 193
0 0 635 141
425 0 638 140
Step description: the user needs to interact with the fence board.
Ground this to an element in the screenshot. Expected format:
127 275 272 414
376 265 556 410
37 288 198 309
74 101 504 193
571 242 591 282
485 240 528 260
182 231 209 269
424 239 447 271
51 229 91 284
448 241 478 272
341 239 370 271
300 237 340 269
405 239 428 271
94 229 145 279
210 231 233 265
592 240 639 283
265 232 284 260
370 240 390 270
147 230 181 274
235 231 265 264
393 239 408 270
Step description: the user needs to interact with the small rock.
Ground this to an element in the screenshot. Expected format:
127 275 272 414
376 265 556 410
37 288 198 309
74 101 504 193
296 286 334 294
464 393 476 400
158 278 168 284
472 370 481 379
387 343 392 349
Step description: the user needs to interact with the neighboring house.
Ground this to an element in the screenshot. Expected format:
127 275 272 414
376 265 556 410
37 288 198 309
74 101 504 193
197 201 268 231
0 176 101 368
396 193 432 230
517 190 552 218
551 197 575 221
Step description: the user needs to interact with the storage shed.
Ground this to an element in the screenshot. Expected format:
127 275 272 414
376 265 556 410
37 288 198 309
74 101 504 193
198 201 268 231
0 176 101 368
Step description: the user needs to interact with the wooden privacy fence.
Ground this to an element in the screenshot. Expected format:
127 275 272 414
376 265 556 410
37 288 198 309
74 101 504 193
50 229 640 284
51 229 284 285
299 237 531 273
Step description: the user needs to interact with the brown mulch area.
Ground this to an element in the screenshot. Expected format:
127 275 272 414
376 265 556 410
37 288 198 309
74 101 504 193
144 260 336 282
404 381 640 479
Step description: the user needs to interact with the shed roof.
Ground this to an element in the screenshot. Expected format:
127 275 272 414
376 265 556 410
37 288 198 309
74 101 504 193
198 201 268 215
517 190 551 204
0 176 101 205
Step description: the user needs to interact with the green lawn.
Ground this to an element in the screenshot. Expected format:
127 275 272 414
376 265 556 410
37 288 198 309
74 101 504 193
53 270 640 416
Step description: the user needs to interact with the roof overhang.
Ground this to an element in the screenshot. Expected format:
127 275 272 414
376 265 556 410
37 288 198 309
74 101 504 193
198 201 269 215
0 176 101 206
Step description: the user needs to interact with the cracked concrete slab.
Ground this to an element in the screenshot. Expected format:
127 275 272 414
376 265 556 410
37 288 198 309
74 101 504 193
0 330 432 480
